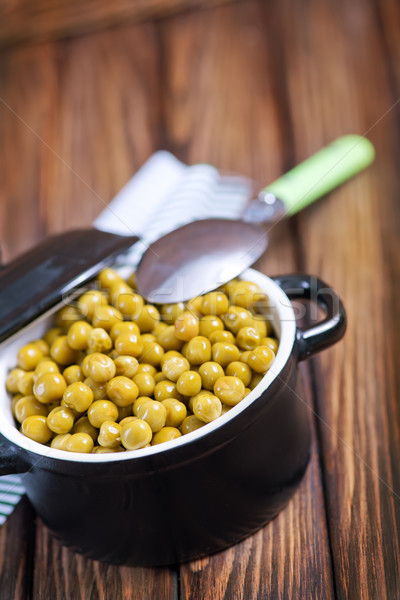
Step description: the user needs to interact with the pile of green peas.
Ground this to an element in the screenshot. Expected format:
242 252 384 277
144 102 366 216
6 268 279 454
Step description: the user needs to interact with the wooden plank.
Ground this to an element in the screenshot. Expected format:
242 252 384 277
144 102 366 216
0 43 56 260
277 0 400 597
0 0 234 50
33 25 161 236
159 0 285 177
0 498 35 600
0 24 160 262
33 521 177 600
160 4 335 597
377 0 400 91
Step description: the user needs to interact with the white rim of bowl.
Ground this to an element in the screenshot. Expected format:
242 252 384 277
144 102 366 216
0 268 296 463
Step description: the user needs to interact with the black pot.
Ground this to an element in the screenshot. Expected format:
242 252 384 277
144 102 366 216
0 269 346 566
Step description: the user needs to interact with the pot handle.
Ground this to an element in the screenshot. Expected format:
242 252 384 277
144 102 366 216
271 274 346 361
0 438 30 475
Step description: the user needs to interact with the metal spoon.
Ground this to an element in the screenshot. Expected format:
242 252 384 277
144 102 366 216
136 135 374 303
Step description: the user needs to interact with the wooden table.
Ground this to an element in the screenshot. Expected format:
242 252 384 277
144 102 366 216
1 0 399 597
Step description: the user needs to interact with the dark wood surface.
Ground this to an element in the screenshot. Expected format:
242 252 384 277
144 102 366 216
0 0 399 598
0 0 233 49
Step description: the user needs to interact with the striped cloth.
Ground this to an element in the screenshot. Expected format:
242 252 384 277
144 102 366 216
1 151 252 526
0 475 25 525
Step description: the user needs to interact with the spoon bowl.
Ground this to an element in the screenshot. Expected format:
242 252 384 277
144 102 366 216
136 219 268 303
136 135 375 303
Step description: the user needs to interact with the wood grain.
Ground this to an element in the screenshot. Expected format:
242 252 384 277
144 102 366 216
0 498 35 600
159 1 285 176
277 0 400 597
33 521 178 600
0 24 160 262
0 0 234 49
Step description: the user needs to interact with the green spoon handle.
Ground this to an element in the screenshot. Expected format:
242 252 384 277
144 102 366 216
263 135 375 216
